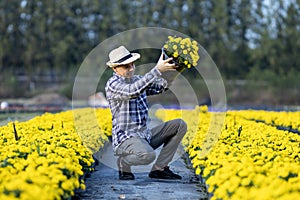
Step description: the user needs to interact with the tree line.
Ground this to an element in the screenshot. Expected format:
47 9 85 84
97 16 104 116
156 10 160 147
0 0 299 97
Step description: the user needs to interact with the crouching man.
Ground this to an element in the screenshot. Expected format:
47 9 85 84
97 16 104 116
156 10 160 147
105 46 187 180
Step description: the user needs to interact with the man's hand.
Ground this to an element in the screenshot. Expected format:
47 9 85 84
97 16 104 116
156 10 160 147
156 53 178 73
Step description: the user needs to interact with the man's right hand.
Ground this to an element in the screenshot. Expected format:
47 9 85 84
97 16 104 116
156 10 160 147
156 53 178 73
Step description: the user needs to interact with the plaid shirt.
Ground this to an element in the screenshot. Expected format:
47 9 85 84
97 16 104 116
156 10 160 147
105 67 168 151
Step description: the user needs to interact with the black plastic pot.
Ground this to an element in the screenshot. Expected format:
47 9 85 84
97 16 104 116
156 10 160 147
161 48 186 73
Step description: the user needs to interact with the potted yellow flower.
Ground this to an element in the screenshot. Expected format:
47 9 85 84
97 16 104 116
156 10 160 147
162 36 200 72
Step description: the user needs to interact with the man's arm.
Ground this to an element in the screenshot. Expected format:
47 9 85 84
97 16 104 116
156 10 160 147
106 67 163 100
106 53 177 101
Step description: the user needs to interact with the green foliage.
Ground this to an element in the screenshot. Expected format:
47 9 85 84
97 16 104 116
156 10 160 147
246 67 300 89
0 0 299 100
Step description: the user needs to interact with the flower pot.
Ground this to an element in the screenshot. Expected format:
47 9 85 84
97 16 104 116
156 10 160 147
161 48 186 73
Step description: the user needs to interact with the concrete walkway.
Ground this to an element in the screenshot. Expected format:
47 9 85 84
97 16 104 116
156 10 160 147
75 142 208 200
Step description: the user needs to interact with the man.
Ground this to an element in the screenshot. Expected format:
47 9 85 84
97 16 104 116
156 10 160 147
105 46 187 180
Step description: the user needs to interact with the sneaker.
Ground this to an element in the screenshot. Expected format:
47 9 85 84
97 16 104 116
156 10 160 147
149 166 182 180
117 157 135 180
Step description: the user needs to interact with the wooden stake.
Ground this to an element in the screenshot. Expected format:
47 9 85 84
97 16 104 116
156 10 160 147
13 122 19 141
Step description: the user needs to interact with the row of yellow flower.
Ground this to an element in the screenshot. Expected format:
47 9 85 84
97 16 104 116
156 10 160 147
156 107 300 200
232 110 300 131
0 108 109 200
2 106 299 199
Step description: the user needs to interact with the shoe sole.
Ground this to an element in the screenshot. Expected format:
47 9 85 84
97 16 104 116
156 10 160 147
119 177 135 180
149 175 181 180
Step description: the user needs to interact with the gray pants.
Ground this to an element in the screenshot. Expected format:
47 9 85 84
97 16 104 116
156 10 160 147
115 119 187 171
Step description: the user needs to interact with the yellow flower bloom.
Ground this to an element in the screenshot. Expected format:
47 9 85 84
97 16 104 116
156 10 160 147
80 183 86 190
195 167 201 175
173 51 179 58
168 36 174 42
174 37 182 43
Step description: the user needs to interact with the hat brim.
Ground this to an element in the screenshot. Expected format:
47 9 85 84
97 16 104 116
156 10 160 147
106 53 140 68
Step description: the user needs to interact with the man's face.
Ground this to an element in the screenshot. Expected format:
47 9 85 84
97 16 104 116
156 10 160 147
113 62 135 78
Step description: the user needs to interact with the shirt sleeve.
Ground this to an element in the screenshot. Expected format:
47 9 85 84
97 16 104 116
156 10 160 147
105 67 164 101
146 77 168 96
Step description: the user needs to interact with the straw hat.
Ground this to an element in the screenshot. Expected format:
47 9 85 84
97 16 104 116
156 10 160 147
106 46 140 68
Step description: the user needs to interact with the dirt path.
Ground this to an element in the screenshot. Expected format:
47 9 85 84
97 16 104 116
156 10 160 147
75 143 208 200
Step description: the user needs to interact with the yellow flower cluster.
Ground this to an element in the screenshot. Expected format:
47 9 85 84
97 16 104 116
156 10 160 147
156 107 300 200
163 35 200 68
73 108 111 153
0 108 110 200
232 110 300 130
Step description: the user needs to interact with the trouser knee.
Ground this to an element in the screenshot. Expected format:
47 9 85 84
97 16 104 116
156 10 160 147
139 151 156 165
175 119 187 135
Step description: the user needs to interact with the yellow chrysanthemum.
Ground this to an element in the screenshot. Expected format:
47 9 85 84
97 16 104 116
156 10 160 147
163 35 199 69
168 36 174 42
173 51 179 58
174 37 182 43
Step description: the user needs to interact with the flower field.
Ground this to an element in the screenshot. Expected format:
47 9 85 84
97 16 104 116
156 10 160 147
157 107 300 200
232 110 300 131
1 107 299 199
0 108 109 200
